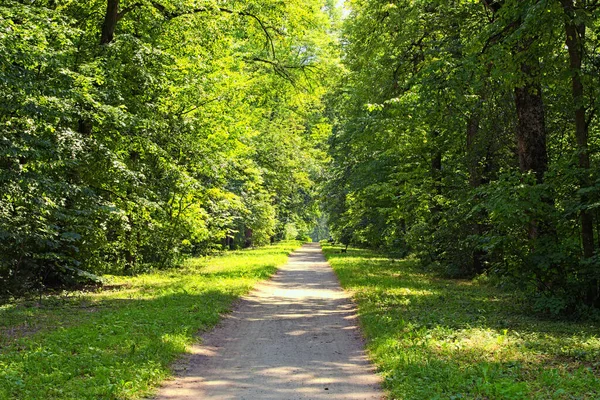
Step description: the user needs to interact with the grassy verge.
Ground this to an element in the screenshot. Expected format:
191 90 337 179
0 241 302 400
322 244 600 400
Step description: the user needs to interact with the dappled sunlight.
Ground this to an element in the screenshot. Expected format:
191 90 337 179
160 333 190 354
160 363 381 400
0 243 303 399
156 244 382 399
426 327 526 364
334 256 392 264
388 286 436 297
322 245 600 399
353 284 438 302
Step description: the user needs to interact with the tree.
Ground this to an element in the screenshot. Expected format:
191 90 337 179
324 0 600 312
0 0 337 295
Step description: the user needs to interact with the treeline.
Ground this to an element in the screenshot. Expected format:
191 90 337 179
325 0 600 313
0 0 336 295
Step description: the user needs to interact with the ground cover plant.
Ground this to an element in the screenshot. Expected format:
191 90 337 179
322 244 600 400
0 241 301 400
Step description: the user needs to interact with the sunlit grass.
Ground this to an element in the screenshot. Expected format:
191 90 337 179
322 244 600 400
0 241 302 400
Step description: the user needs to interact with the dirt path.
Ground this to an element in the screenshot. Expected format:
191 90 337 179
155 243 383 400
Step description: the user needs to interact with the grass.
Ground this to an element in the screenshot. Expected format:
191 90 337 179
0 241 302 400
322 244 600 400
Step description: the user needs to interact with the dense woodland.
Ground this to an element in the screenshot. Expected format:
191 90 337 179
2 0 600 315
326 0 600 314
0 0 337 294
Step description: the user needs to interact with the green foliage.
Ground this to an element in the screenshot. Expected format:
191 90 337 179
0 241 301 399
324 0 600 312
322 244 600 399
0 0 337 294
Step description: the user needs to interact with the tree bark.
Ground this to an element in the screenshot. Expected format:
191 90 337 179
101 0 120 45
511 51 552 246
244 227 253 248
124 213 136 273
480 0 549 184
513 63 548 184
78 119 92 136
481 0 550 246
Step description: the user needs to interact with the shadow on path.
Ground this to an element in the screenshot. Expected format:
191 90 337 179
155 243 383 400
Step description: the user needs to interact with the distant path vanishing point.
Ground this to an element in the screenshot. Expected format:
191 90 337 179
155 243 383 400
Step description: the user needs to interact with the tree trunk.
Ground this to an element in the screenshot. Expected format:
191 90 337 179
515 70 548 247
101 0 120 45
481 0 551 249
430 130 442 218
561 0 596 306
244 227 253 248
561 0 594 259
78 118 92 136
480 0 549 184
597 209 600 249
467 109 486 274
514 64 548 185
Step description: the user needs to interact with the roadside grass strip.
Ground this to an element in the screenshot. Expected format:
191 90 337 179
0 241 302 400
322 244 600 400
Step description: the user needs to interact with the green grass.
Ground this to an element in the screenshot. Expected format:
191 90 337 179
0 241 302 400
322 244 600 400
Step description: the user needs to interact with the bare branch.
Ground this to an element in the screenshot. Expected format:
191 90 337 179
117 3 141 21
247 57 295 83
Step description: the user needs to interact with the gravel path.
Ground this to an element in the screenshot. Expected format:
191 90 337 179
155 243 383 400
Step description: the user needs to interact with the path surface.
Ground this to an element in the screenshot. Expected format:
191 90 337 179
155 243 383 400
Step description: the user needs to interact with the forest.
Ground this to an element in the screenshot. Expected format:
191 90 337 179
2 1 600 310
325 0 600 315
1 1 600 399
1 0 336 295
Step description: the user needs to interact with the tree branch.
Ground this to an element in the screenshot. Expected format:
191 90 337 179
175 97 223 117
151 3 280 58
117 3 141 21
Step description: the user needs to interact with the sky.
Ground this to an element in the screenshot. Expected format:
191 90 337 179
337 0 351 18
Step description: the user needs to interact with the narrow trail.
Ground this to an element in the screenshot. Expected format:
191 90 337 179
155 243 383 400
